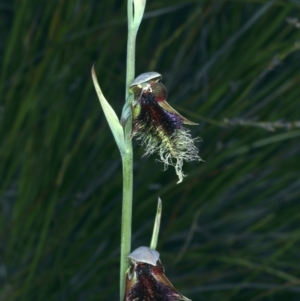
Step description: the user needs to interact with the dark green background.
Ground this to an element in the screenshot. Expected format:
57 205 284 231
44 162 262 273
1 0 300 300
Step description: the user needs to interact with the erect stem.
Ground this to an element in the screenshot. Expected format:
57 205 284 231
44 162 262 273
119 1 135 300
120 0 146 299
125 1 136 99
120 144 133 301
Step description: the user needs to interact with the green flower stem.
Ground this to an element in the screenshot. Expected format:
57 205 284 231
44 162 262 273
120 143 133 301
125 1 136 99
120 1 146 299
119 3 135 299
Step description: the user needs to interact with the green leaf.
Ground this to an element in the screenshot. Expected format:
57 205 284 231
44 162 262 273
91 65 126 154
133 0 146 30
150 197 162 250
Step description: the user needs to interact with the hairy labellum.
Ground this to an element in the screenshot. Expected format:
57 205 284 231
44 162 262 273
123 247 191 301
130 72 202 183
133 92 182 137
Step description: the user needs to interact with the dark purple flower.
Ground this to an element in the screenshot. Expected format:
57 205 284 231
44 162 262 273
129 72 202 183
123 246 191 301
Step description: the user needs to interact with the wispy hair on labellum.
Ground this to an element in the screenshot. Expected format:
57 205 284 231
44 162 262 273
129 72 202 183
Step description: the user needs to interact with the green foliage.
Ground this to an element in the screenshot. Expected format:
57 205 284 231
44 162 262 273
1 1 300 300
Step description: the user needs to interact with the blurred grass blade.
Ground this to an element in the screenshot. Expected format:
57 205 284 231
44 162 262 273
2 1 300 300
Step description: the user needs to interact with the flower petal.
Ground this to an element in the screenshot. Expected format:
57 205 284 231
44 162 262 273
157 100 198 125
